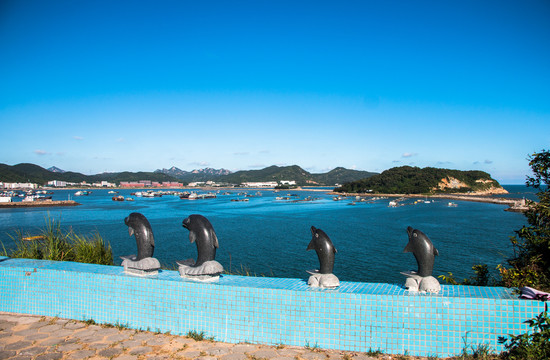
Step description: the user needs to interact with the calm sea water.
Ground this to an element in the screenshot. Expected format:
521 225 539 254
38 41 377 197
0 185 534 284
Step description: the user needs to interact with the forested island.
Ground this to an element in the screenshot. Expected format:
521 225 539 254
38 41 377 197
334 166 507 195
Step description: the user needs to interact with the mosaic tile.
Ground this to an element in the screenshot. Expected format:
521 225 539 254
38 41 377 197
0 258 546 357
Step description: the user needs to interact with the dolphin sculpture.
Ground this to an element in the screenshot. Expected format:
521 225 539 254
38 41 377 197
307 226 337 274
403 226 439 277
178 214 223 278
121 212 160 275
124 212 155 261
182 214 219 267
306 226 339 288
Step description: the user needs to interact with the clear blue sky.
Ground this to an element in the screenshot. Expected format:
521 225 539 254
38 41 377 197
1 1 549 184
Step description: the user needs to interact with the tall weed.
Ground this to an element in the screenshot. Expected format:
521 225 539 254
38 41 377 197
1 217 113 265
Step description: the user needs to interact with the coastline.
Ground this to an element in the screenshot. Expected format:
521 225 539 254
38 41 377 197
330 191 530 212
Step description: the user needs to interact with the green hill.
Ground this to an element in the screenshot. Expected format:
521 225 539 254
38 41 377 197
334 166 505 194
219 165 376 186
220 165 310 184
0 163 179 185
311 167 377 185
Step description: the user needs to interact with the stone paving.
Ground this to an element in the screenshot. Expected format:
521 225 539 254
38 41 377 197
0 312 432 360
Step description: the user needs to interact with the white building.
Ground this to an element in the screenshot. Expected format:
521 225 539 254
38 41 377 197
92 181 116 187
243 182 278 188
47 180 67 187
280 180 296 186
188 182 205 187
1 182 38 189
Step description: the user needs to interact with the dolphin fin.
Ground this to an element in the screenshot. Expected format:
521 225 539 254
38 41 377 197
333 247 337 254
212 230 219 249
433 247 439 256
189 231 197 243
403 241 414 253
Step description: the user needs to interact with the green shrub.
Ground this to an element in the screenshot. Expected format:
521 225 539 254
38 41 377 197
499 311 550 360
499 150 550 292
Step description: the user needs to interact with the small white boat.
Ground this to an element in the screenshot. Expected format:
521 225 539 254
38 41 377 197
448 202 458 207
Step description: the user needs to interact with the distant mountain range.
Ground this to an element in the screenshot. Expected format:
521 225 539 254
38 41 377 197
47 166 65 173
155 165 377 185
155 166 232 183
0 163 378 187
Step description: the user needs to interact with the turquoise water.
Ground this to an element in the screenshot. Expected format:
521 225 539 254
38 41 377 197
0 186 531 284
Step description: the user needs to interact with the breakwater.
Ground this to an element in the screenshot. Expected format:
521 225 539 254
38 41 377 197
0 200 80 208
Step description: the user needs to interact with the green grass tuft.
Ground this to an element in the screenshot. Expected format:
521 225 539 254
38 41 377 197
0 216 113 265
186 330 215 341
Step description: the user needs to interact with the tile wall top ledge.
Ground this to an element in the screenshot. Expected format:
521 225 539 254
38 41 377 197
0 256 519 300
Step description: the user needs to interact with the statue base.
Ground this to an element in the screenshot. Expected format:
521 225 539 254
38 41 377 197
401 271 440 293
306 270 340 288
121 256 161 276
177 259 223 281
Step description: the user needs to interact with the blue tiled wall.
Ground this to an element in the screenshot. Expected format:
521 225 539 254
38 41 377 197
0 256 546 357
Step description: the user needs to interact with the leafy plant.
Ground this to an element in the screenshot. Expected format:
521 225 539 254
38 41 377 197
499 311 550 360
439 265 501 287
499 150 550 291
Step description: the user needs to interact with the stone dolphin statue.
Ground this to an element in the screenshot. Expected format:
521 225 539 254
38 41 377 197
182 214 219 267
121 212 160 275
307 226 337 274
124 212 155 261
403 226 439 277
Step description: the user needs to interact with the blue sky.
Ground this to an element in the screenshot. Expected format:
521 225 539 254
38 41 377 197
1 1 548 184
